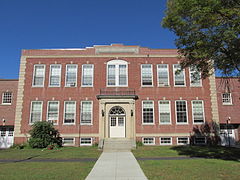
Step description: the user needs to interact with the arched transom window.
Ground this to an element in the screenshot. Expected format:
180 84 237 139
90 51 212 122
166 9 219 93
109 106 125 116
107 60 128 86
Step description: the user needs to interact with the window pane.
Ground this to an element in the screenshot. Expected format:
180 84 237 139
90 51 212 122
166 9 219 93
80 138 92 146
64 101 76 123
143 137 155 145
160 137 172 145
30 101 42 123
66 65 77 87
50 65 61 86
176 101 187 123
143 101 154 123
173 64 185 86
2 92 12 104
159 101 171 124
47 101 59 124
81 101 92 124
108 65 116 85
119 65 127 85
192 100 204 123
158 64 169 86
190 66 201 86
142 64 153 86
33 65 45 86
222 93 232 104
82 64 93 86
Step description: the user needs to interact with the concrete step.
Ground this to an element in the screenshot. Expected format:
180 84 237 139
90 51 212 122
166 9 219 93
103 138 135 152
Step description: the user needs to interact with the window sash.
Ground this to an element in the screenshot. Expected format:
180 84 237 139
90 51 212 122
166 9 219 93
30 101 42 123
222 93 232 104
142 101 154 124
157 64 169 86
177 137 189 145
63 138 75 145
47 101 59 123
159 100 171 124
142 137 155 145
2 92 12 104
81 101 92 124
82 64 93 86
176 101 188 123
80 138 92 146
49 65 61 87
33 65 45 87
160 137 172 145
141 64 153 86
190 66 201 86
192 100 204 123
107 64 127 86
173 64 185 86
64 101 76 124
65 65 77 87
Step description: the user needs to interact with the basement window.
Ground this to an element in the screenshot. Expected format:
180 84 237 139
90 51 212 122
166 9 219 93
62 138 75 146
160 137 172 145
80 138 92 146
142 137 155 145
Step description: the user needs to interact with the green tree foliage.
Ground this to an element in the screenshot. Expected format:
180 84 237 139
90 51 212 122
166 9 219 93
28 121 62 148
162 0 240 77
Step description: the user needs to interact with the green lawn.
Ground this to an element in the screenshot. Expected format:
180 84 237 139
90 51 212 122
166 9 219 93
0 147 101 180
133 146 240 180
0 146 101 160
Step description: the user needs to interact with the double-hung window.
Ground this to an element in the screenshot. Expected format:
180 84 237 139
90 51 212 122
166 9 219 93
222 93 232 105
159 100 171 124
175 100 188 124
65 64 77 87
30 101 43 123
32 65 45 87
173 64 185 86
157 64 169 86
142 101 154 124
80 101 93 125
2 92 12 104
82 64 94 87
107 60 128 86
190 66 201 86
49 64 61 87
47 101 59 124
141 64 153 86
64 101 76 124
192 100 204 123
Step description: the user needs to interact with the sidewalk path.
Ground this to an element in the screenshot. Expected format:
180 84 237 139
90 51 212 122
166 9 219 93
85 151 148 180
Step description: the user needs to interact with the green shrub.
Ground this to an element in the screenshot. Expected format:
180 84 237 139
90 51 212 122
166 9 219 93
136 141 143 147
11 143 28 149
28 121 62 148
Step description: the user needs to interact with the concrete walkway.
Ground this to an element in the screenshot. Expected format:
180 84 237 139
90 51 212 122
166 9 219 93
85 151 148 180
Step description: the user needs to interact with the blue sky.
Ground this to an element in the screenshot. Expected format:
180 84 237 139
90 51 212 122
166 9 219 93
0 0 176 79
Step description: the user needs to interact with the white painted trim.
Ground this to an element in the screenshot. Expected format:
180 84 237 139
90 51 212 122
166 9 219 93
29 101 43 124
46 101 60 125
32 64 46 87
65 64 78 87
160 137 172 145
80 137 92 146
177 137 189 145
158 100 171 125
157 64 170 87
80 100 93 125
173 64 186 87
175 100 188 124
142 100 155 125
81 64 94 87
49 64 62 87
141 64 153 87
142 137 155 145
63 101 76 125
191 100 205 124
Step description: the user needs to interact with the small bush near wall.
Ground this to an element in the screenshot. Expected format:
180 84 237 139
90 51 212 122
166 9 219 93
28 121 62 148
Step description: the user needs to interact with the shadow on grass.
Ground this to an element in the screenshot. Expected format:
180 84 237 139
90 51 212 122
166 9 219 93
171 145 240 161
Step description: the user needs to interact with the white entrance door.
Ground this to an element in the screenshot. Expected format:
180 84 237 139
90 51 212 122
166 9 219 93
0 127 14 148
220 129 235 146
110 116 125 138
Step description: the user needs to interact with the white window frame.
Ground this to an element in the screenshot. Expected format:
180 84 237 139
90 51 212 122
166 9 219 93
189 67 202 87
80 101 93 125
81 64 94 87
106 60 128 87
142 100 155 125
63 101 76 125
141 64 153 87
175 100 188 124
29 101 43 124
65 64 78 87
160 137 172 145
159 100 171 125
49 64 62 87
142 137 155 145
32 64 46 87
1 92 12 105
157 64 170 87
222 93 232 105
80 137 92 146
173 64 186 87
192 100 205 124
177 137 189 145
62 137 75 146
194 136 206 145
46 101 59 125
